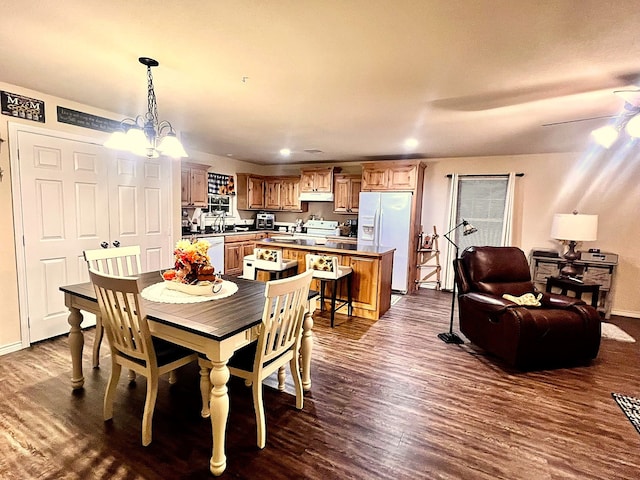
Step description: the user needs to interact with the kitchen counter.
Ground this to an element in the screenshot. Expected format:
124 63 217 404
182 229 274 238
257 238 394 320
257 237 393 257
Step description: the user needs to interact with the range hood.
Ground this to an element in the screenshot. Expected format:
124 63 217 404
299 191 334 202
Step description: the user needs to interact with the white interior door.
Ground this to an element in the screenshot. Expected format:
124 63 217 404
17 131 110 342
106 151 172 276
14 127 173 343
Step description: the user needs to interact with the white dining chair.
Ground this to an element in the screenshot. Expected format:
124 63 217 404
199 269 313 448
88 268 198 446
84 245 142 371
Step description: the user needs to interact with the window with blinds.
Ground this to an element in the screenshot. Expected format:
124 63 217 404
453 175 509 250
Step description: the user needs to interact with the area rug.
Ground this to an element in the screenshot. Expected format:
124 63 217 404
601 322 636 343
612 393 640 435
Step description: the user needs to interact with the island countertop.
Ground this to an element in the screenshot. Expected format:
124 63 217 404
256 237 395 321
257 237 395 257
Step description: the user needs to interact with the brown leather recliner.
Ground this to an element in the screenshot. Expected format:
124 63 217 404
454 246 601 369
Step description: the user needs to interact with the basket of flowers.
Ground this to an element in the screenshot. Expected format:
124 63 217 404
162 239 221 295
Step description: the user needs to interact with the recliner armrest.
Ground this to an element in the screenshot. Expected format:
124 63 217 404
539 292 586 309
459 292 516 314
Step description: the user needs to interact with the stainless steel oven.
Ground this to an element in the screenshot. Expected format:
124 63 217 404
256 212 275 230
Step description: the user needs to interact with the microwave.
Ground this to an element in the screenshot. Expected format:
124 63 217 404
256 212 275 230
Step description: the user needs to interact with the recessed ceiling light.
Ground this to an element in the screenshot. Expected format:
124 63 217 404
279 148 291 157
404 138 419 150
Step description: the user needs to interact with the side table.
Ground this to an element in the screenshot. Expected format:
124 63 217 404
545 276 601 308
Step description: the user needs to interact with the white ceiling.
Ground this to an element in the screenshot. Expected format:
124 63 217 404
2 0 640 164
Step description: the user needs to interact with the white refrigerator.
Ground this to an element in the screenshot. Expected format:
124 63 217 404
358 191 413 293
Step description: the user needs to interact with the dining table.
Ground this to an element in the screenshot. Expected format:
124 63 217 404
59 271 318 477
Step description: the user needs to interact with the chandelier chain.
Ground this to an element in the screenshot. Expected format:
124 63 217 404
146 65 159 130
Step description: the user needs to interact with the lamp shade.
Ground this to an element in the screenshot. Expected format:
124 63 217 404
551 213 598 242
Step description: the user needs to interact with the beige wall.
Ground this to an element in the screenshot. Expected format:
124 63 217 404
421 152 640 317
1 81 638 354
0 82 265 352
0 82 122 352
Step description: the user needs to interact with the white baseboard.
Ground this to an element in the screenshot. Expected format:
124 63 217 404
611 309 640 319
0 341 24 357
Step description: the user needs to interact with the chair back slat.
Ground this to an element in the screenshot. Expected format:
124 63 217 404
84 246 143 277
255 270 313 368
88 269 155 365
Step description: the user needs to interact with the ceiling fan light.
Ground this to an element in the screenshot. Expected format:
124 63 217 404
625 114 640 138
591 125 618 148
157 133 189 158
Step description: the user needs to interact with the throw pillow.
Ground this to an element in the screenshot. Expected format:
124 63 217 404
502 292 542 306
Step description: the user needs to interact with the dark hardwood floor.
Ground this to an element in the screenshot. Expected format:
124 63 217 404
2 289 640 479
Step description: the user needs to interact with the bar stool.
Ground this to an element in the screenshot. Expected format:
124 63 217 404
253 248 298 281
305 254 353 327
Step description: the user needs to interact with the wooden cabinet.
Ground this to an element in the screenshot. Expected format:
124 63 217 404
181 162 209 207
224 243 243 274
300 167 334 193
238 174 305 211
345 255 380 313
334 174 361 213
530 254 618 318
224 232 267 275
236 174 265 210
265 176 303 211
361 161 419 191
264 178 281 210
280 177 302 210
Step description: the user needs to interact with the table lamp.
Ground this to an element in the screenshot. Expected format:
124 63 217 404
550 211 598 277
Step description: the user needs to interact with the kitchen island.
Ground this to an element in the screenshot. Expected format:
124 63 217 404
257 237 395 320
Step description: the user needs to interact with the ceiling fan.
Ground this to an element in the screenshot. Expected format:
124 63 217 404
541 89 640 127
540 88 640 148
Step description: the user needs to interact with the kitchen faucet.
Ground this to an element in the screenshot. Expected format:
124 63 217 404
213 212 225 233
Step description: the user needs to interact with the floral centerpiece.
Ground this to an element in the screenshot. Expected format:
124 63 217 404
162 238 213 285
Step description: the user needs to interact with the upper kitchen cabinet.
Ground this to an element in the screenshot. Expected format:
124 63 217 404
361 160 423 192
181 162 209 207
334 174 362 214
266 176 304 211
236 173 266 210
300 167 334 193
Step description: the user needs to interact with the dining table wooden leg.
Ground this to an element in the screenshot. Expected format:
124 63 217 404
208 359 230 476
67 304 85 390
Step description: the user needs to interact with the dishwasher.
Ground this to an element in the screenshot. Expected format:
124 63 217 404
202 236 225 274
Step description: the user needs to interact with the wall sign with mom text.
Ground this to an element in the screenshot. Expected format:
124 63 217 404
1 91 45 123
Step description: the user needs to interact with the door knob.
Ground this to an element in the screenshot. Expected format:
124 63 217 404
112 240 121 247
100 241 109 249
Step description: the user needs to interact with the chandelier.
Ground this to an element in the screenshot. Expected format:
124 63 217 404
105 57 188 158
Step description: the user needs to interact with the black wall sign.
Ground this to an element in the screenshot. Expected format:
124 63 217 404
1 91 45 123
57 106 121 133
